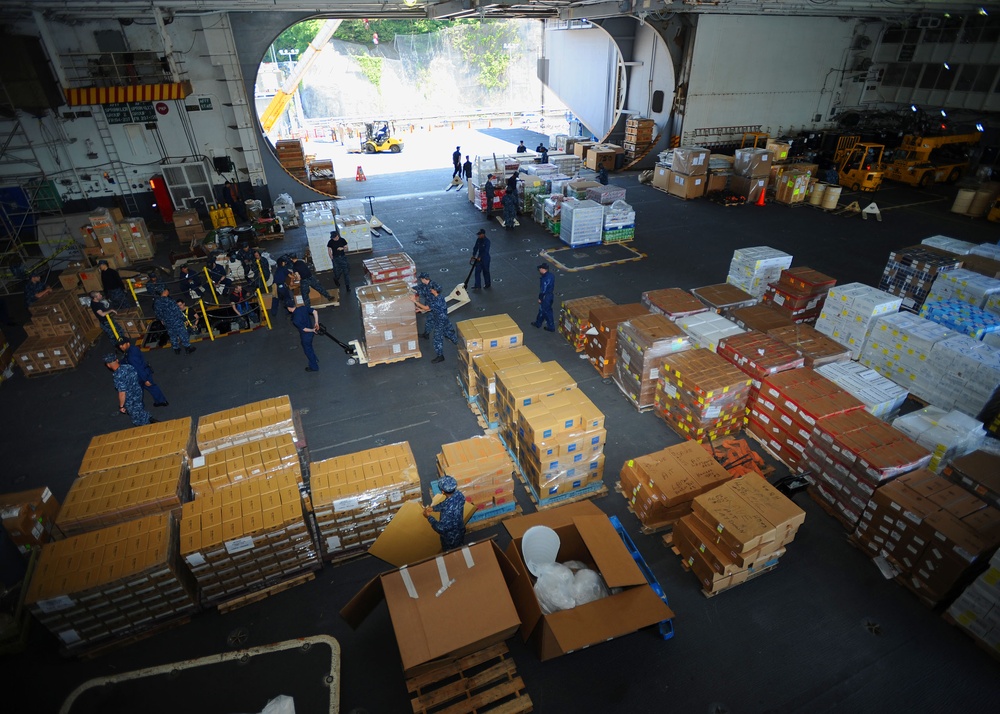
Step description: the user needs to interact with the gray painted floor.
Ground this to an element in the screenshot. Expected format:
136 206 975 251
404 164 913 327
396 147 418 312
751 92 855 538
3 147 1000 712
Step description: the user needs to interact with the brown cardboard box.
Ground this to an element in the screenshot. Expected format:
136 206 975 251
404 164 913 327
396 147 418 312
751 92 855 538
734 148 773 178
672 147 710 176
706 171 730 193
585 150 616 171
766 141 791 163
0 487 61 552
668 173 705 200
652 165 671 190
502 501 673 660
730 175 768 203
341 539 521 677
573 141 597 159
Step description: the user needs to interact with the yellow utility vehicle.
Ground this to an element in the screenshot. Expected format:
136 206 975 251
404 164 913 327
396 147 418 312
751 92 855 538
361 121 403 154
884 133 981 187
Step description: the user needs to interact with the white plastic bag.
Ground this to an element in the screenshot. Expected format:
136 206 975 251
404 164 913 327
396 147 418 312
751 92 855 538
533 562 576 614
571 568 610 606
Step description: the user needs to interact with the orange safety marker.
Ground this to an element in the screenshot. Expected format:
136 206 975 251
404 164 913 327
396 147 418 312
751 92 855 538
356 166 367 182
755 188 766 207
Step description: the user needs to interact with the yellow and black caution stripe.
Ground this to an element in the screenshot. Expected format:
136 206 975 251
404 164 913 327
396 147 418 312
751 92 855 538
64 81 193 106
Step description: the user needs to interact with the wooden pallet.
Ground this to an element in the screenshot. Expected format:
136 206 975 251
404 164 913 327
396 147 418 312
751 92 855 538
515 469 609 511
666 536 779 599
368 351 422 368
217 570 316 614
806 485 860 532
406 642 532 714
466 504 522 533
612 484 678 535
323 545 370 566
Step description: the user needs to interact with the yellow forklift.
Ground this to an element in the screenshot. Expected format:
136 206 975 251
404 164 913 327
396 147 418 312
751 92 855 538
361 121 403 154
833 135 885 192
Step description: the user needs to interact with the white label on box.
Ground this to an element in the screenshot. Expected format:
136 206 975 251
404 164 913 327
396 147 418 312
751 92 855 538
37 594 76 613
704 406 722 419
58 629 82 645
32 522 44 539
0 506 20 519
326 536 343 552
488 383 496 394
225 535 255 554
41 487 52 503
650 367 659 380
383 330 394 341
192 456 206 468
389 490 403 503
185 552 206 567
392 343 402 354
662 383 678 399
333 497 360 513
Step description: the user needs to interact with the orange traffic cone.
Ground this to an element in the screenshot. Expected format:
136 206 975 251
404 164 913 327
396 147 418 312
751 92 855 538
755 187 766 207
356 166 366 182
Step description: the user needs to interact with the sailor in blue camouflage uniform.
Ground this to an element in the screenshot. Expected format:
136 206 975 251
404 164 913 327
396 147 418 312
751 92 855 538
206 253 233 297
153 286 197 354
424 476 466 551
117 337 168 407
292 258 334 309
179 265 207 300
24 273 53 307
532 262 556 332
414 272 442 340
104 353 154 426
422 285 457 364
271 256 294 317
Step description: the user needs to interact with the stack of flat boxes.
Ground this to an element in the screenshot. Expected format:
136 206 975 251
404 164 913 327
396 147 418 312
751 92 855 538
494 360 577 459
178 472 319 606
623 118 655 162
436 435 516 519
78 418 193 477
926 268 1000 309
188 433 302 498
922 235 979 255
172 209 205 245
921 299 1000 340
944 450 1000 510
947 549 1000 655
613 313 691 411
25 513 198 650
310 442 421 559
0 487 62 556
676 311 745 353
362 253 416 288
816 361 908 420
337 214 373 253
717 330 805 406
473 346 539 426
642 288 708 321
767 324 852 368
675 477 805 595
301 201 338 272
455 314 523 402
654 348 752 443
14 289 100 377
852 469 1000 606
585 184 626 205
619 441 732 531
601 200 636 244
730 148 773 204
878 245 963 313
196 396 298 455
815 282 902 359
559 295 615 352
691 282 757 314
584 303 650 377
275 139 308 182
559 198 604 248
83 208 130 268
358 281 420 366
515 389 607 500
893 407 986 473
116 217 155 261
667 146 709 200
726 246 792 300
762 267 836 324
57 455 188 536
805 409 932 529
706 154 734 194
730 303 795 333
543 195 562 235
749 369 866 474
860 311 1000 418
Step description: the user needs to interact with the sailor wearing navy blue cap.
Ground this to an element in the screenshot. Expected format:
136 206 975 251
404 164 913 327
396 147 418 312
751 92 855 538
424 476 467 551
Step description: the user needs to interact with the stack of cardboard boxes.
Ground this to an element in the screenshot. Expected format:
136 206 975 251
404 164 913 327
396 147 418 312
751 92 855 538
81 208 130 268
0 487 62 556
275 139 308 183
455 314 523 401
358 281 421 366
559 295 615 352
196 396 298 455
674 477 805 595
946 548 1000 654
815 361 908 420
816 282 902 359
179 471 320 606
559 198 604 247
472 346 539 425
654 348 752 442
79 418 193 477
926 268 1000 308
14 289 97 377
944 450 1000 509
878 245 964 313
362 253 417 287
494 361 578 452
726 246 793 299
188 433 302 497
641 288 708 321
172 208 205 245
717 330 805 402
116 216 155 261
601 199 635 244
762 267 836 324
730 304 795 333
57 454 187 536
731 147 773 204
310 442 421 559
584 303 650 377
666 146 710 200
748 368 866 474
624 118 655 163
852 468 1000 606
515 389 607 501
921 298 1000 340
893 406 986 473
676 311 746 353
619 440 732 530
691 282 758 314
767 323 852 367
613 313 691 411
301 201 338 272
436 435 516 521
805 408 931 528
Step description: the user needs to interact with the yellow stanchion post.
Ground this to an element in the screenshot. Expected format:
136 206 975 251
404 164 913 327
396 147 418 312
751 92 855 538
125 278 140 307
203 266 220 305
256 288 272 330
198 299 215 341
105 314 120 341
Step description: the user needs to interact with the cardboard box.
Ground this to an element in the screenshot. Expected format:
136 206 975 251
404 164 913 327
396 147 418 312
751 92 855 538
341 540 521 676
502 501 673 660
706 172 730 193
652 165 671 190
730 175 768 203
734 148 773 178
0 487 61 552
585 150 616 171
668 173 705 200
671 147 710 176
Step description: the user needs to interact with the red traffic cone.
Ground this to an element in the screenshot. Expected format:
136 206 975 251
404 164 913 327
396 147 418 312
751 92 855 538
755 187 766 207
356 166 366 182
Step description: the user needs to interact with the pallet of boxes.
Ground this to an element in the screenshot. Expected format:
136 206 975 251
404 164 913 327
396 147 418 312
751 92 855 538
624 118 655 163
24 419 200 653
558 295 615 352
172 208 206 246
12 290 109 377
470 344 538 429
435 435 519 529
357 279 420 367
731 147 773 205
613 311 693 412
179 397 322 610
455 313 524 411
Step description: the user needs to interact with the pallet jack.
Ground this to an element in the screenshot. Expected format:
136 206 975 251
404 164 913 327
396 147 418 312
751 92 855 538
317 324 366 366
444 263 475 314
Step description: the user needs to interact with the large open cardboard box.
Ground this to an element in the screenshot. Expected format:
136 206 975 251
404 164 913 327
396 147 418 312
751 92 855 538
502 501 674 660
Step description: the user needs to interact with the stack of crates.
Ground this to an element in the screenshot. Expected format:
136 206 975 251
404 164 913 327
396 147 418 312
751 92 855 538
436 435 517 525
560 198 603 247
762 267 836 324
559 295 616 352
472 346 539 426
624 118 655 162
654 348 752 442
455 314 524 402
14 290 102 377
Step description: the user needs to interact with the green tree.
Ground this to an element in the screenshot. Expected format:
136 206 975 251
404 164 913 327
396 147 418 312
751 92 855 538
356 55 383 90
273 20 325 56
451 21 519 92
333 19 458 45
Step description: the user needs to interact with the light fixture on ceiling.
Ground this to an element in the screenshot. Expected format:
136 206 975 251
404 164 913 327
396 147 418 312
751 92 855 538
979 7 988 16
911 104 918 112
976 123 984 132
940 110 947 117
943 62 951 70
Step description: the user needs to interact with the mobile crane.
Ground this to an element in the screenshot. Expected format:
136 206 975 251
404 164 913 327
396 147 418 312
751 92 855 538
884 132 981 188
